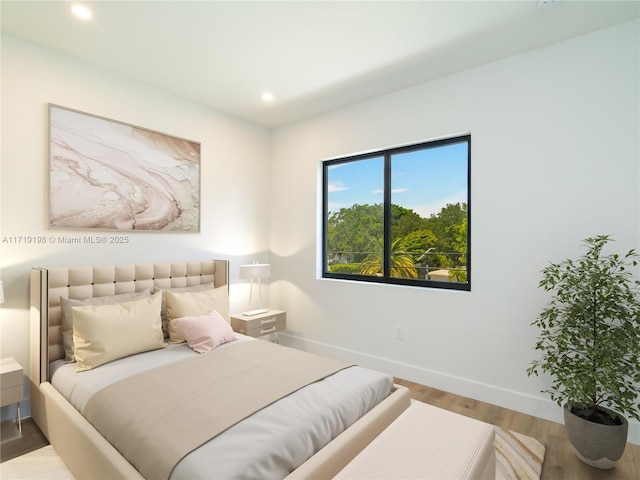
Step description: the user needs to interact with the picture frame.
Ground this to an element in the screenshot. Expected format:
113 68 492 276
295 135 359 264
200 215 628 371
48 104 201 232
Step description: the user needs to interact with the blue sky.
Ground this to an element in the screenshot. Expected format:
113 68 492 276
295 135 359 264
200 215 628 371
327 141 468 219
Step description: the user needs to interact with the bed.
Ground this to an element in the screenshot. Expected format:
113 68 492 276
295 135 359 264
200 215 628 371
29 260 410 479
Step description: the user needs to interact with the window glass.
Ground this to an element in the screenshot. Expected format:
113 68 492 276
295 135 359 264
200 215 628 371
326 156 383 277
390 142 468 283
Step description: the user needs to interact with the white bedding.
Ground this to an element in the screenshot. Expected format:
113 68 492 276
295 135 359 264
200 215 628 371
51 336 394 479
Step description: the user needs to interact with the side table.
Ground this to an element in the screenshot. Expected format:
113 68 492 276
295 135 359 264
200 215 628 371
1 357 23 434
230 309 286 340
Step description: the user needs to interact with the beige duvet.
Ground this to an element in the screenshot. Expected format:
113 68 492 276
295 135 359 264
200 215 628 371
84 340 352 480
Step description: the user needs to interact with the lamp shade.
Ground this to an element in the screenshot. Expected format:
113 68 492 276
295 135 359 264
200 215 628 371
0 281 4 304
239 263 271 280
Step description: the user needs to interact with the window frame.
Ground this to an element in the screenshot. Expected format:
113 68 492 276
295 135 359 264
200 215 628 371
322 134 471 291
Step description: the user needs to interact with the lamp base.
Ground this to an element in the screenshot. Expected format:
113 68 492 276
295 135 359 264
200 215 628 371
242 308 268 316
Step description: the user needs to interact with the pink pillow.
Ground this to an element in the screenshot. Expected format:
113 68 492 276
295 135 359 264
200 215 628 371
173 310 237 353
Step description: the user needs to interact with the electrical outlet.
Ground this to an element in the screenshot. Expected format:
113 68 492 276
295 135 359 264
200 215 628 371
394 326 404 341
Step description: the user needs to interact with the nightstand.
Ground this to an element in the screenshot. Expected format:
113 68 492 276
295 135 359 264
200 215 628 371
1 357 23 434
230 309 286 339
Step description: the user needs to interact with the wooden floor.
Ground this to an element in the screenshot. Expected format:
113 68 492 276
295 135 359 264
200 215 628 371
0 418 48 463
395 377 640 480
2 382 639 479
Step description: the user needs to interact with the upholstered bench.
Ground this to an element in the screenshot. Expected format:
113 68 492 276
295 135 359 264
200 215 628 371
334 401 495 479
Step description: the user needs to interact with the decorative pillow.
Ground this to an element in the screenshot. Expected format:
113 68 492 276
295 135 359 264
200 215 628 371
72 291 165 372
165 287 230 343
61 289 151 363
174 310 237 353
152 283 214 339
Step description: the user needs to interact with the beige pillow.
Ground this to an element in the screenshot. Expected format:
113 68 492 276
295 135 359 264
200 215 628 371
166 287 230 343
72 291 166 372
61 289 151 362
152 283 214 338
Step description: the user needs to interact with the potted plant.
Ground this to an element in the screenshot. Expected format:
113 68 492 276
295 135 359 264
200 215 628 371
527 235 640 469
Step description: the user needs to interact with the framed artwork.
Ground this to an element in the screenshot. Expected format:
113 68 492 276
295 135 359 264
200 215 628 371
48 104 200 232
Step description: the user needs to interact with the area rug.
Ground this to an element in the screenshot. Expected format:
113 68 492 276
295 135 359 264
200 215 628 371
495 426 546 480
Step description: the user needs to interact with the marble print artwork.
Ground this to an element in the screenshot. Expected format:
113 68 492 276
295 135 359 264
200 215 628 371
49 105 200 231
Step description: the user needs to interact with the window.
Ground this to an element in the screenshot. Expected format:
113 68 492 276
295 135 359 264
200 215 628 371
322 135 470 291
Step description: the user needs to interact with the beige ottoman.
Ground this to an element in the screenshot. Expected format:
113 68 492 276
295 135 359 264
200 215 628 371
334 401 495 479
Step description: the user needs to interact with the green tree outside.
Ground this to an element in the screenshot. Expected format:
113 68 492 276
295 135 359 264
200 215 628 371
360 238 418 278
327 202 468 282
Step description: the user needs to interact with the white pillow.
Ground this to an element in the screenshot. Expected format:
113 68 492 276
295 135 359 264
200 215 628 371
165 287 230 343
174 310 237 353
72 291 166 372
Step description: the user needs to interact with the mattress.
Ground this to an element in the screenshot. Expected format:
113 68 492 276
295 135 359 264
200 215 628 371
51 336 394 479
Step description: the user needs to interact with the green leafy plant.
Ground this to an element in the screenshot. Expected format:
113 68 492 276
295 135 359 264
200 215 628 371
527 235 640 423
328 263 362 275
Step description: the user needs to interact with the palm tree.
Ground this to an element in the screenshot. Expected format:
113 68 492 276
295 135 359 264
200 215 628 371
360 238 418 278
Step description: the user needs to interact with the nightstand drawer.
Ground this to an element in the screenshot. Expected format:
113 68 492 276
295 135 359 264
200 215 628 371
1 385 23 406
1 368 22 389
244 319 286 337
1 357 24 407
237 311 285 331
231 310 286 338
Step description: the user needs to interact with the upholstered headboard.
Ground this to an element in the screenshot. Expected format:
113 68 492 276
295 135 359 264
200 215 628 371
30 260 228 384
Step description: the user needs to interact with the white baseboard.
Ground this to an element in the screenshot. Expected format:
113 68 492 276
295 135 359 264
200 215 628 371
279 332 639 445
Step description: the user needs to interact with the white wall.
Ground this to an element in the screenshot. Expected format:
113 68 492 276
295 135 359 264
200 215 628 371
269 20 640 443
0 35 271 418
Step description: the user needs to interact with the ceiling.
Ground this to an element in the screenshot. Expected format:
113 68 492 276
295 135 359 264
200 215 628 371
1 1 639 128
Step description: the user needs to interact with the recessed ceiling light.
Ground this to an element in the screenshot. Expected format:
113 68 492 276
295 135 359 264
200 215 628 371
261 92 274 103
537 0 558 9
71 4 93 21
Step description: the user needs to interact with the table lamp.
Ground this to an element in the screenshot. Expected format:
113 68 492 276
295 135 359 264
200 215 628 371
239 263 270 316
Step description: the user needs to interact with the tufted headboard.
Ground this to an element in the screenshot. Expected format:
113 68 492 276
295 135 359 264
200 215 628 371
30 260 228 384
